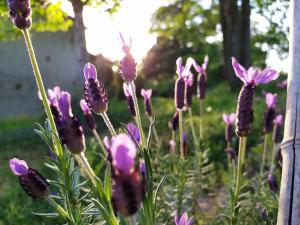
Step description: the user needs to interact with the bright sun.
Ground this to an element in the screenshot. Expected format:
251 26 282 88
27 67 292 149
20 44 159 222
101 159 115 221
50 0 165 63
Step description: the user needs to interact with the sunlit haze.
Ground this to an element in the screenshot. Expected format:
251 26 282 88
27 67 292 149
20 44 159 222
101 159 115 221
50 0 287 72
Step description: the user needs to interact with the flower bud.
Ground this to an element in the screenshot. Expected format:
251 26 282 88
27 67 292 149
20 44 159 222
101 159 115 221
83 63 108 114
80 99 97 130
263 108 275 133
123 83 136 117
268 172 278 192
175 77 186 109
197 73 206 99
9 158 49 199
272 115 283 143
7 0 32 30
235 84 255 137
225 124 233 142
141 89 153 117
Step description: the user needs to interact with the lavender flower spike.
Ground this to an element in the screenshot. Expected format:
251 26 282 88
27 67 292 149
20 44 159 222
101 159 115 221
169 111 179 131
110 134 137 174
141 89 153 116
232 57 279 136
174 212 194 225
119 32 137 82
83 63 108 114
273 114 284 143
9 158 49 198
80 99 97 130
57 91 85 154
190 55 209 99
123 83 136 117
7 0 32 29
127 122 141 143
185 72 194 107
264 93 277 133
223 113 236 142
175 57 189 109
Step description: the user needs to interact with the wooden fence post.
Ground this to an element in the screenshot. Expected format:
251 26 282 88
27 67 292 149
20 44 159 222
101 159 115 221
277 0 300 224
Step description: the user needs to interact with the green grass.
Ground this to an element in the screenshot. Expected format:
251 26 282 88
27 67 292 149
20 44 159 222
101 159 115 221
0 81 286 224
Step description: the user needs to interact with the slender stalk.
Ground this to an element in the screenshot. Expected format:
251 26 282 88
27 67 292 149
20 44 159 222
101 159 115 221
92 129 107 159
234 137 247 209
199 99 204 141
149 116 160 145
47 197 69 220
270 142 280 173
129 82 145 149
101 112 117 137
75 153 97 186
188 107 198 146
179 109 184 160
259 133 269 179
22 29 63 157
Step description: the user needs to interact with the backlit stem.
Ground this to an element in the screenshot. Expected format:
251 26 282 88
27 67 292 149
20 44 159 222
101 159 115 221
92 129 107 160
101 112 117 137
259 133 269 179
188 107 198 146
179 109 184 160
75 153 97 187
22 29 63 158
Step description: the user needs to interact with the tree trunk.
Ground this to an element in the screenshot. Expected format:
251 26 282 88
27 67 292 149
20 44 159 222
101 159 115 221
71 0 90 65
277 0 300 224
219 0 251 88
239 0 251 68
219 0 240 87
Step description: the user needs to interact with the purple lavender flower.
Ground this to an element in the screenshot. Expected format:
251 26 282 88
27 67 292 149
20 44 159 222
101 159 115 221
169 111 179 131
83 63 108 114
140 160 145 174
123 83 136 117
127 122 140 144
175 57 189 109
277 79 287 89
190 55 209 99
223 113 236 142
232 57 279 137
169 140 176 154
141 88 153 116
103 136 112 163
110 134 137 174
174 212 194 225
57 91 85 154
9 158 49 198
80 99 97 131
110 134 145 216
263 93 277 133
7 0 31 29
273 114 284 143
119 33 137 82
185 72 194 107
268 172 278 192
38 86 61 119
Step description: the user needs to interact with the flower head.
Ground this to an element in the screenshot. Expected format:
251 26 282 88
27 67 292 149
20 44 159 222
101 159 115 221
9 158 49 198
80 99 96 130
110 134 137 174
141 89 153 116
9 158 28 176
123 82 133 97
274 114 284 125
7 0 32 29
47 86 61 106
265 93 277 109
174 212 194 225
80 99 91 115
232 57 279 86
268 172 278 192
223 113 236 125
127 123 140 143
119 32 137 82
190 55 209 74
169 111 179 131
140 160 145 174
83 63 108 114
58 91 72 119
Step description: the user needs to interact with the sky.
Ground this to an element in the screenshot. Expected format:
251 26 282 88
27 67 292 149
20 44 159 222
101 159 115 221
50 0 288 72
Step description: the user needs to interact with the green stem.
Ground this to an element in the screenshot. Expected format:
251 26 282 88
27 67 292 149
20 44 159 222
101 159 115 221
179 109 184 160
270 142 280 173
101 112 117 137
47 197 69 220
22 29 63 157
129 82 145 149
92 129 107 160
188 107 198 147
75 153 97 187
234 136 247 217
259 133 269 179
199 99 204 141
149 116 160 146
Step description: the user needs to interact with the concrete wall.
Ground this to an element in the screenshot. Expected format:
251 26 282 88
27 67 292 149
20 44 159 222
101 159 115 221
0 30 84 119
